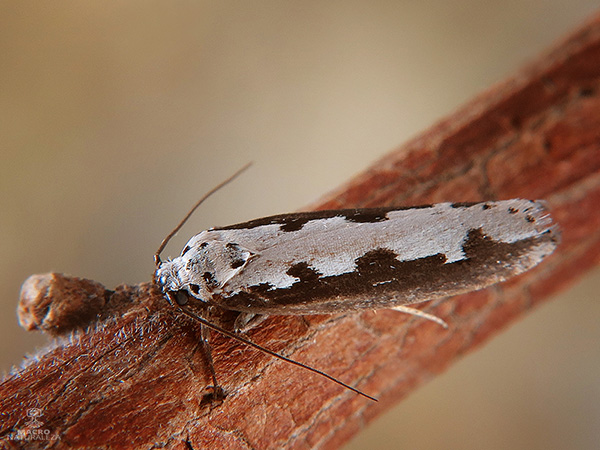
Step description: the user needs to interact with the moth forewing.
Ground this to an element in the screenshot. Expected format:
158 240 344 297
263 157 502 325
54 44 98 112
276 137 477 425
156 199 558 317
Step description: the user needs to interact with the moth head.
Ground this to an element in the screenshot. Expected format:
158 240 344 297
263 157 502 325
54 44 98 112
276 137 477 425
155 259 186 303
155 257 208 307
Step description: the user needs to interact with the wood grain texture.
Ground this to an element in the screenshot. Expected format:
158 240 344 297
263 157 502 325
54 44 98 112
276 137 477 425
2 12 600 450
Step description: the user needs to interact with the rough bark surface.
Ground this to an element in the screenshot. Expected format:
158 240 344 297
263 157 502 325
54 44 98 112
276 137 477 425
2 13 600 450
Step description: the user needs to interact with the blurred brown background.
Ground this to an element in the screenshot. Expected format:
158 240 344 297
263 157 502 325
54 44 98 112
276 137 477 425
1 2 599 449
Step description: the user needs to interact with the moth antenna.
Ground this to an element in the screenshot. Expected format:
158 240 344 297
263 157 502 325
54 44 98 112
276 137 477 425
177 305 378 402
154 162 253 266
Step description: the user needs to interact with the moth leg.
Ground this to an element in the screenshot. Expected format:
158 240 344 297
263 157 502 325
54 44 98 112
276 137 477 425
388 305 448 329
234 312 268 333
199 323 225 402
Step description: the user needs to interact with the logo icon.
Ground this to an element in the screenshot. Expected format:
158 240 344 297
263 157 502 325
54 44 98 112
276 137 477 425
4 408 59 442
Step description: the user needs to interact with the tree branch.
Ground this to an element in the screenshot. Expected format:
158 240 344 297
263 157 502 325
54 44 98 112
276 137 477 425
2 12 600 450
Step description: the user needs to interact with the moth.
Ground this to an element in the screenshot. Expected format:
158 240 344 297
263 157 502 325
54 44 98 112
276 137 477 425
153 169 559 401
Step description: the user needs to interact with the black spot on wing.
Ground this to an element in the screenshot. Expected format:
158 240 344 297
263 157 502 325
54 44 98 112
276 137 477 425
203 271 216 288
189 284 201 295
356 248 446 274
280 217 311 232
450 202 479 208
231 259 245 269
342 210 389 223
287 262 322 282
225 242 249 268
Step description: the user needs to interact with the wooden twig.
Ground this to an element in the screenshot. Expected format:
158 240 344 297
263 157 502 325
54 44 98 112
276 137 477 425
2 12 600 450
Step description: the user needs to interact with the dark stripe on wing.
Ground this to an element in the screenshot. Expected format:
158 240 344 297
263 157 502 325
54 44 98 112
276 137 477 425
215 206 433 233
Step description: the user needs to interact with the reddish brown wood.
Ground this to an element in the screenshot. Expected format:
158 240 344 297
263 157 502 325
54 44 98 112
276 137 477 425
2 13 600 450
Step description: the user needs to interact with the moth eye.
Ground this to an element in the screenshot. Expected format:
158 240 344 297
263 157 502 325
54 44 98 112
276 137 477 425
175 290 189 306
